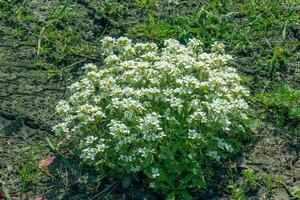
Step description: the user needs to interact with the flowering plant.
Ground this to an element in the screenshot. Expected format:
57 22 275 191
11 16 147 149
54 36 249 197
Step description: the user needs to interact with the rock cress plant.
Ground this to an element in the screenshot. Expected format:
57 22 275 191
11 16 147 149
54 36 249 196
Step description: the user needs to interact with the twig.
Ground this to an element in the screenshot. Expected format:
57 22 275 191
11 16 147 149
63 58 87 69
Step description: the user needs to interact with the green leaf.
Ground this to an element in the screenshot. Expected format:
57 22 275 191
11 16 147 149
180 191 193 200
282 20 288 42
121 175 131 188
45 136 74 173
166 192 175 200
178 174 194 190
1 183 11 200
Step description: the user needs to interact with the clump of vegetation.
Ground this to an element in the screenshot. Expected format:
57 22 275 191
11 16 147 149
255 85 300 128
229 169 262 200
292 186 300 199
53 37 249 198
128 0 299 84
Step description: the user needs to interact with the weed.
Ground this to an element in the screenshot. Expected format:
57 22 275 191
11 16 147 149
229 169 262 199
94 0 126 26
136 0 158 9
228 181 246 200
20 163 30 199
292 186 300 199
128 0 299 83
0 182 11 200
255 85 300 126
54 37 250 198
242 169 261 191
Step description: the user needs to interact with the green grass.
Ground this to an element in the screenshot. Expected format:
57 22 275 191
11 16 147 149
254 84 300 134
128 0 299 85
228 169 262 200
2 0 298 82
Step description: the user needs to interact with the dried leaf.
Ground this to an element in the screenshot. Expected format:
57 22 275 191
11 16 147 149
39 156 56 169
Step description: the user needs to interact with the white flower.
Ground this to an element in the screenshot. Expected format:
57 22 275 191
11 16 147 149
54 36 249 189
188 129 198 139
101 36 115 48
211 42 225 54
207 151 221 162
81 147 98 161
216 138 234 153
83 63 98 72
138 112 162 132
168 0 180 5
108 120 130 137
96 143 108 153
85 136 98 144
188 109 207 123
131 166 141 173
104 54 120 66
188 38 203 52
53 122 70 135
151 167 160 178
116 36 132 46
55 100 71 115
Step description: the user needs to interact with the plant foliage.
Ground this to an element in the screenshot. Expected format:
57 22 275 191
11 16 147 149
54 37 249 197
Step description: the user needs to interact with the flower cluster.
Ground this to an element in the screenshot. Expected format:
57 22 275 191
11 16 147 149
54 36 249 195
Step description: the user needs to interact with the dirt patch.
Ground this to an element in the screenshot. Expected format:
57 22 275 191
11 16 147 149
0 116 50 198
0 63 69 198
239 124 300 199
0 65 67 130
